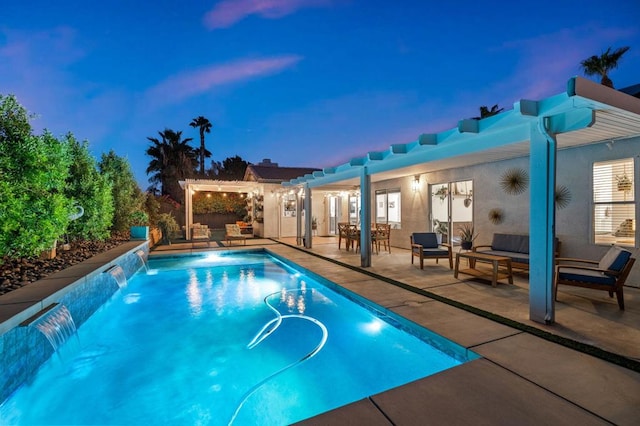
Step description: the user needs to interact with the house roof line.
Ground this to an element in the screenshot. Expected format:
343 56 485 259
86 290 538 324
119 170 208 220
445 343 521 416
283 77 640 188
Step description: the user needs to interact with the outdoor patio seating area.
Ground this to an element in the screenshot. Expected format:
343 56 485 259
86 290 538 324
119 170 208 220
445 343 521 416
336 223 393 254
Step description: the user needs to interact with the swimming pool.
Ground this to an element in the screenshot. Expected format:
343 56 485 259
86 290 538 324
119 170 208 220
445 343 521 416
0 250 478 425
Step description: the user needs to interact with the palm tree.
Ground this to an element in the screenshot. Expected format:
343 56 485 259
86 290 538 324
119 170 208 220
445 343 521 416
473 104 504 120
145 129 198 203
189 116 213 176
580 46 630 88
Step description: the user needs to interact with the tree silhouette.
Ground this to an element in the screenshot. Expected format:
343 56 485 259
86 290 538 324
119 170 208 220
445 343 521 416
189 116 212 176
473 104 504 120
580 46 630 88
145 129 197 203
217 155 249 181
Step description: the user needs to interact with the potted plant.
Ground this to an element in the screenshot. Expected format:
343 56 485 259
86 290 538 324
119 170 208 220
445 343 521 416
458 224 477 250
433 219 448 244
157 213 179 245
432 185 448 202
129 210 149 240
615 174 632 192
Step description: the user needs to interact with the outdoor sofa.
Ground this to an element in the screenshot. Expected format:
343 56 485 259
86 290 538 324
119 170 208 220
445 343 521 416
473 233 560 270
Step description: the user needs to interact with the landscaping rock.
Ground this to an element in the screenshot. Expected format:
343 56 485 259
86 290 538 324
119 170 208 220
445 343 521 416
0 233 129 296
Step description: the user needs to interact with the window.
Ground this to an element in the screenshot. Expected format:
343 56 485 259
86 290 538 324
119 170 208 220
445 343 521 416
283 194 296 217
430 180 473 245
375 189 401 228
348 194 360 225
593 158 635 246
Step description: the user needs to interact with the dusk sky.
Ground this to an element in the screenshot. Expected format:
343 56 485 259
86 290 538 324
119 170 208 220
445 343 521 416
2 0 639 188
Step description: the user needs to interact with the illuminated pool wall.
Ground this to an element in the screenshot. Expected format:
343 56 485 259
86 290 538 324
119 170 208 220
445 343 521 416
0 243 149 403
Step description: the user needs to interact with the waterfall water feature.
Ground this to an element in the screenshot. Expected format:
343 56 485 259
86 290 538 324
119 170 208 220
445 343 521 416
31 304 77 352
134 249 149 273
105 265 127 288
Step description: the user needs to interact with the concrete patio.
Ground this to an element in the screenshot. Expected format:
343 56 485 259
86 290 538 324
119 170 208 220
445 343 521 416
152 236 640 425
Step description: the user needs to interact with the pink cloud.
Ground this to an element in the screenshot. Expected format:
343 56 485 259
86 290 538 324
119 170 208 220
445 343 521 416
204 0 333 29
145 55 303 106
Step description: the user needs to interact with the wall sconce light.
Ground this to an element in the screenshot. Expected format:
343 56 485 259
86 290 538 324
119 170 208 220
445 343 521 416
412 175 420 192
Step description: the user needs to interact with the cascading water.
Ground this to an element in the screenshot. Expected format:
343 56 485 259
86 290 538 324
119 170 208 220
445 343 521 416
134 249 149 273
105 265 127 288
31 304 77 352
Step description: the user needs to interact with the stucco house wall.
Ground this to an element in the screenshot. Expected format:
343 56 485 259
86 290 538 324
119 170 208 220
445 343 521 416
379 137 639 287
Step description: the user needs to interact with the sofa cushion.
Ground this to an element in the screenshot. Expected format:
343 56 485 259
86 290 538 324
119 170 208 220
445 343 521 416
483 250 529 265
491 233 529 254
421 248 450 256
558 267 616 286
598 246 632 273
412 233 439 248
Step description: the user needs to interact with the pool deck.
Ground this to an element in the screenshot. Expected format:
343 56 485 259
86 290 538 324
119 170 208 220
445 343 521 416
2 237 638 424
152 237 640 425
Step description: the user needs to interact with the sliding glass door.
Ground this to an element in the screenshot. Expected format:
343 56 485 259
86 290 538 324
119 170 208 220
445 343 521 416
430 180 473 245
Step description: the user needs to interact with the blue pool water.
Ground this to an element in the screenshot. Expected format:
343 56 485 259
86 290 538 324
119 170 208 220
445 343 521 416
1 251 477 425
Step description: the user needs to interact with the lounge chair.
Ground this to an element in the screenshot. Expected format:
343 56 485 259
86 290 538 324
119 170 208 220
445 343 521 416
410 232 453 269
191 223 211 247
555 245 635 309
225 224 247 246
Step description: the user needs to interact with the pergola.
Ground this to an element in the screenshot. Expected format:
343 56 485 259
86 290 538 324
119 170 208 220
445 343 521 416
179 179 260 240
282 77 640 324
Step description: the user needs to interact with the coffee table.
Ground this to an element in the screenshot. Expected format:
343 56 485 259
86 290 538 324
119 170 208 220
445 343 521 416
454 251 513 287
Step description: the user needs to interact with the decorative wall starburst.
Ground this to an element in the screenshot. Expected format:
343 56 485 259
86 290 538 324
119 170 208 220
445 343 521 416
500 168 529 195
488 208 504 224
555 185 572 209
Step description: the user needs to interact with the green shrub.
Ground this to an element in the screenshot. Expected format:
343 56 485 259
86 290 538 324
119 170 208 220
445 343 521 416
99 150 146 232
129 211 149 226
157 213 179 243
64 135 114 241
0 96 73 257
192 192 247 216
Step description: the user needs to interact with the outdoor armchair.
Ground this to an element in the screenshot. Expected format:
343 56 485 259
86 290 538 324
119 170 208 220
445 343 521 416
191 223 211 247
410 232 453 269
554 245 635 310
225 224 247 246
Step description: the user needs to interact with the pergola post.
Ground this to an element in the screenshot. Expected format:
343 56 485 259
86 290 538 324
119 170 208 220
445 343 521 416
529 119 557 324
184 183 192 240
296 189 303 246
304 184 312 248
360 167 372 267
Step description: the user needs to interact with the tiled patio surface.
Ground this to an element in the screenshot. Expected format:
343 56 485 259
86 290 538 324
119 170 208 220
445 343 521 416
152 236 640 425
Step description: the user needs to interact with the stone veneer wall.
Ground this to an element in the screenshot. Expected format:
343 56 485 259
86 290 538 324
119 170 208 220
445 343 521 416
0 242 149 403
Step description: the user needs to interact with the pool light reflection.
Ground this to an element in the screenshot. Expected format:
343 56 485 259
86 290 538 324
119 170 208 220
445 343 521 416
362 318 385 335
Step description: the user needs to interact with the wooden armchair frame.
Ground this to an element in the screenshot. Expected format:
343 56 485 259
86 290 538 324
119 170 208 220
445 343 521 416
337 222 351 250
410 233 453 269
373 223 391 254
554 255 635 310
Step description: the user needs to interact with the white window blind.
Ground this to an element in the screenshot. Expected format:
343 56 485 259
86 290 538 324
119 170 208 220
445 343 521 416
593 158 635 246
